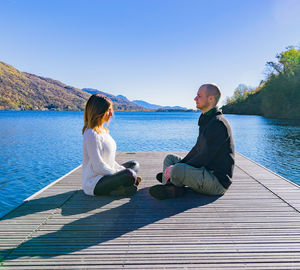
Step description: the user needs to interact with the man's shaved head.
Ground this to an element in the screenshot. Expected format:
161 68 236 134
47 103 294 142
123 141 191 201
201 83 221 105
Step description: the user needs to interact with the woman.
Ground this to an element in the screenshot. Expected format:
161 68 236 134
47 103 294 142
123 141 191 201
82 93 141 197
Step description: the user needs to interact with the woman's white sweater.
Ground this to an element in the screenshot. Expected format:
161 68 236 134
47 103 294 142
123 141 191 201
82 128 125 195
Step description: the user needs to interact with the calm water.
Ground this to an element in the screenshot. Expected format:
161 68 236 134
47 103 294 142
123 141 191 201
0 111 299 218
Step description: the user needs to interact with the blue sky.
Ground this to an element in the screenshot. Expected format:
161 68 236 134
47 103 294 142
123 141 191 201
1 0 300 108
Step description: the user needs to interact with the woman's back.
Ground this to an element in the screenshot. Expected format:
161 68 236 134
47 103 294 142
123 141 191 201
82 128 119 195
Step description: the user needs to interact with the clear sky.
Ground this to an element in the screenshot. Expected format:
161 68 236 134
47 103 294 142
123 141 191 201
1 0 300 109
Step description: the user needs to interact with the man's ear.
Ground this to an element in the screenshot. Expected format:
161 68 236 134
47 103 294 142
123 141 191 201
208 95 215 105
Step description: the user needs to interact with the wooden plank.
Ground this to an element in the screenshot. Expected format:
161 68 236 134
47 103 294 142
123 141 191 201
1 152 300 269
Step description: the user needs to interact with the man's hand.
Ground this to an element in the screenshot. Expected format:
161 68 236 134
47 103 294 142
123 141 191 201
164 165 173 184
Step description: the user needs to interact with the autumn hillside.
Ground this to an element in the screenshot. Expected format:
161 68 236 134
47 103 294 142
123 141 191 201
0 61 147 111
0 61 92 110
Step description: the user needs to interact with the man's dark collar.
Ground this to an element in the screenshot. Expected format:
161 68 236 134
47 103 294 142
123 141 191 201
198 107 220 126
202 107 218 117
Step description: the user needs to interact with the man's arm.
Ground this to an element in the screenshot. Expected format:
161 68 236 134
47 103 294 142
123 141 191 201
179 144 198 164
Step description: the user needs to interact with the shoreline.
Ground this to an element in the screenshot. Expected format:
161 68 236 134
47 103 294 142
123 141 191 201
2 110 300 120
0 109 197 113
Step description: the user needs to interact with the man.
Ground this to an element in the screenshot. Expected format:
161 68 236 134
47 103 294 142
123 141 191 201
150 83 235 200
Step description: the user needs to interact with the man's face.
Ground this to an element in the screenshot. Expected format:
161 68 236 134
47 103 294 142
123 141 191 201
194 87 210 110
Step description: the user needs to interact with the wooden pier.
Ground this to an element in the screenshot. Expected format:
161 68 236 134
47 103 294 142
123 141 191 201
1 152 300 269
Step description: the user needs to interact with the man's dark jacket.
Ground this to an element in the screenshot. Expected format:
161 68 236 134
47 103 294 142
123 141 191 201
179 107 235 189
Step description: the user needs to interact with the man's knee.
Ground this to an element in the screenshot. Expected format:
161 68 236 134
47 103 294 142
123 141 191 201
164 154 176 168
164 154 182 167
164 154 175 162
170 163 185 185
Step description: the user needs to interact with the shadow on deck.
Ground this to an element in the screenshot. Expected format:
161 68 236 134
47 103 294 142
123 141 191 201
1 152 300 269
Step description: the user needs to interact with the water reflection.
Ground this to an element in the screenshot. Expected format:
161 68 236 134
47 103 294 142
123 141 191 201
227 115 300 184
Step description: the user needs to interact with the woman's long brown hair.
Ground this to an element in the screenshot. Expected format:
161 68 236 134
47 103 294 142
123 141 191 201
82 94 113 134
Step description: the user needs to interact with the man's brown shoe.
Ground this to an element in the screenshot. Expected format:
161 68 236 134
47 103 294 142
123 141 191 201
149 183 185 200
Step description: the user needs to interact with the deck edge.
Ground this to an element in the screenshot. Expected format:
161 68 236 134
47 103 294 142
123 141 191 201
25 164 82 201
237 152 299 188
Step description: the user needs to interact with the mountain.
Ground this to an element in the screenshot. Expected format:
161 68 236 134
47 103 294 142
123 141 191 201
116 95 129 100
83 91 190 111
0 60 189 112
0 61 146 111
132 100 188 110
132 100 162 110
161 105 188 110
82 89 146 111
0 61 90 110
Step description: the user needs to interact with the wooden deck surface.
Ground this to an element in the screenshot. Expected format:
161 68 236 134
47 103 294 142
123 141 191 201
1 152 300 269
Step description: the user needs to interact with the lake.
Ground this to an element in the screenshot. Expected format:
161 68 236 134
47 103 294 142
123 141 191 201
0 111 299 218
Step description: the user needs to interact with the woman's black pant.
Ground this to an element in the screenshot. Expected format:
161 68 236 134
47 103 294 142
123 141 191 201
93 160 139 196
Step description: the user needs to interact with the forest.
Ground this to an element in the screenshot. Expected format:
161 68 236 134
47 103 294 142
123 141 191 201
222 46 300 119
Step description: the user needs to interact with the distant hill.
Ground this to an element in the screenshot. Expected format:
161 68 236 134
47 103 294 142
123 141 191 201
0 61 146 111
116 95 129 100
0 60 190 112
82 89 146 111
132 99 188 110
161 105 188 110
132 100 162 110
0 61 90 110
83 91 190 111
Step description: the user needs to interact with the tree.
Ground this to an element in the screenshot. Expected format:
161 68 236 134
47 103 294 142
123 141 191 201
279 46 300 76
223 45 300 119
264 46 300 79
225 84 252 104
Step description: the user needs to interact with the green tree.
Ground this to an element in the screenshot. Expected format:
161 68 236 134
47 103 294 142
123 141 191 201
225 84 252 104
222 45 300 119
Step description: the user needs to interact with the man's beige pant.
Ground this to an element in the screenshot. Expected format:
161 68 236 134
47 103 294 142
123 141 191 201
162 154 227 196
